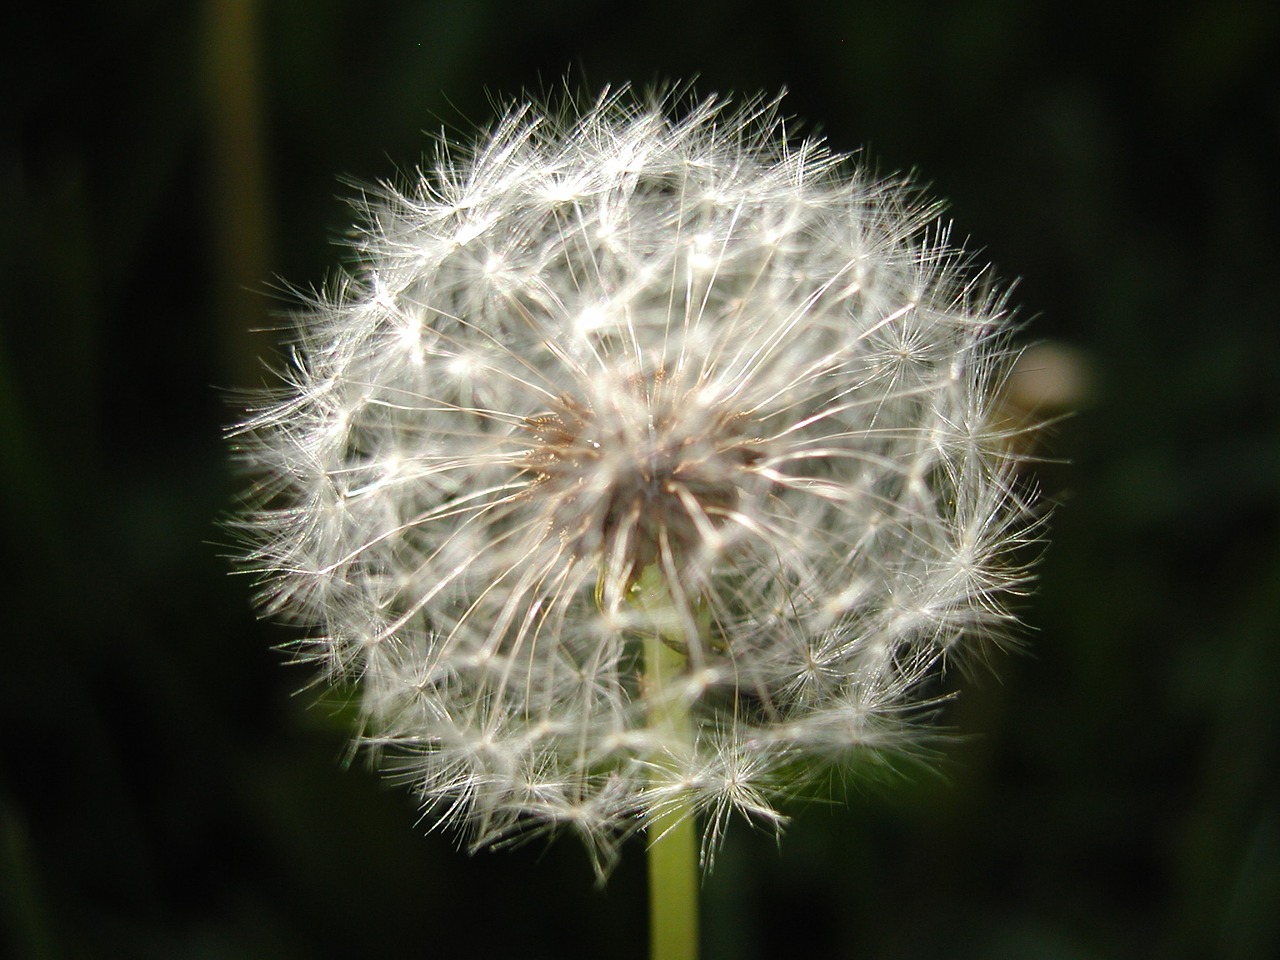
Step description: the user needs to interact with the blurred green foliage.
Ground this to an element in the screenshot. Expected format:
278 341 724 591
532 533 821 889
4 1 1278 958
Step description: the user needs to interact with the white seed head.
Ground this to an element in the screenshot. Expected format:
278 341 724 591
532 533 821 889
230 86 1036 876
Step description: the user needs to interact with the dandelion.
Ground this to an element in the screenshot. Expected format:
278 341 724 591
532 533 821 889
230 85 1036 957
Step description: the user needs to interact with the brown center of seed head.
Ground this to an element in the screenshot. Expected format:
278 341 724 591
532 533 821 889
520 368 764 583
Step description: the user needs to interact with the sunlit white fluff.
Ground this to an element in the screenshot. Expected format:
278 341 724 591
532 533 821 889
231 86 1035 876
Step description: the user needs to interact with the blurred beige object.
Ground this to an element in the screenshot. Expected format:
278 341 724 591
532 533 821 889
1000 341 1093 457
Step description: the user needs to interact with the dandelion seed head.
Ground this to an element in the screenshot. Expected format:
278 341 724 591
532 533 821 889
231 85 1037 876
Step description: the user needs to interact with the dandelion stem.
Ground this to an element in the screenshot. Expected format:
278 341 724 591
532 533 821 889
636 567 699 960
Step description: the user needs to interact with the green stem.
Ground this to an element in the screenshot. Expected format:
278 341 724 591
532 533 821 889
636 568 699 960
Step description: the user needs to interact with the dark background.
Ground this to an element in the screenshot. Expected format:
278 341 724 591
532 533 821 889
5 1 1279 958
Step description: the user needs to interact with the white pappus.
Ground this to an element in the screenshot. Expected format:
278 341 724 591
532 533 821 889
230 85 1038 877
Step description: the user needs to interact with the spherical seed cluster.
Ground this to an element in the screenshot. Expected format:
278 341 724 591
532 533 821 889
232 89 1034 873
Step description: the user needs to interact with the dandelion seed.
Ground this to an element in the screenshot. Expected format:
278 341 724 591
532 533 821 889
230 85 1037 882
